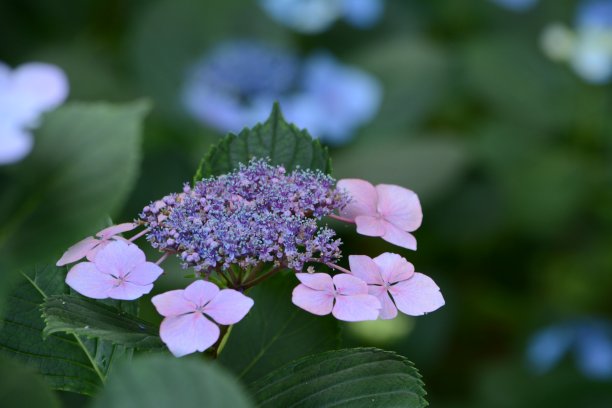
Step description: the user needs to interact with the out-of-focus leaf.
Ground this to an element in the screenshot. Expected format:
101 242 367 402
475 361 612 408
42 294 163 350
219 272 339 383
91 355 253 408
461 34 580 130
333 137 469 203
0 101 147 323
352 36 449 135
195 103 331 180
0 101 149 269
0 357 61 408
250 348 428 408
0 265 133 395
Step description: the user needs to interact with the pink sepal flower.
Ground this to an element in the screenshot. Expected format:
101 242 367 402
152 280 254 357
349 253 444 319
66 240 162 301
337 179 422 250
56 223 137 266
292 272 381 322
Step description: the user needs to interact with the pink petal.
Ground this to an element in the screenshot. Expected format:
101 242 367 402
106 281 154 301
332 294 381 321
159 313 220 357
376 184 422 231
333 273 369 296
85 240 110 262
372 253 414 284
183 280 219 307
355 215 386 237
295 273 334 292
292 284 334 316
204 289 254 325
65 262 115 299
389 273 445 316
56 236 99 266
97 223 138 240
337 179 378 220
348 255 382 285
381 222 418 250
93 241 146 277
152 290 196 317
126 262 163 285
369 286 398 320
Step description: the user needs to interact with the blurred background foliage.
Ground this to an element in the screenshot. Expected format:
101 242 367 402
1 0 612 406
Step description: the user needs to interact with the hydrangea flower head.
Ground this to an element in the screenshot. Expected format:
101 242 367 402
66 240 163 300
0 62 68 164
541 0 612 83
528 319 612 380
258 0 384 33
292 272 381 321
337 179 422 250
183 41 298 132
152 280 254 357
349 253 444 319
141 159 350 273
182 41 381 145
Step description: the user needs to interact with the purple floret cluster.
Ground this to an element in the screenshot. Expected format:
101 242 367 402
140 159 349 273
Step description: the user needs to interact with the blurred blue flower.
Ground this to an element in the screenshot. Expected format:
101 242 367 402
182 41 382 145
490 0 538 12
258 0 383 34
527 319 612 380
541 0 612 84
0 61 68 165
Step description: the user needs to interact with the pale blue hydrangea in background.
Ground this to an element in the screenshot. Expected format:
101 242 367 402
490 0 538 12
527 319 612 380
541 0 612 83
182 41 382 145
0 62 68 164
258 0 383 34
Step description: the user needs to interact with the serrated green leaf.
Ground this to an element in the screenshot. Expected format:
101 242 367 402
0 265 133 395
42 294 163 350
194 103 331 181
91 355 254 408
250 348 428 408
219 272 339 383
0 101 149 270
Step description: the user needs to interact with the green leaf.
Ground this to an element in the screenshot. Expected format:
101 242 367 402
0 357 62 408
194 103 331 180
42 294 163 350
91 354 254 408
0 265 133 395
0 101 149 270
250 348 428 408
219 272 339 383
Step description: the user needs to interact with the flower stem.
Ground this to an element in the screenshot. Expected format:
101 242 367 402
241 266 282 289
129 228 150 242
325 262 352 274
155 252 169 265
328 214 355 224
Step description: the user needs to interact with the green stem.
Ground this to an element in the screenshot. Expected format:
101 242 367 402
241 266 282 290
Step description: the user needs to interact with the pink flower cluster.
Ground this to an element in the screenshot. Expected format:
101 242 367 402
56 175 444 357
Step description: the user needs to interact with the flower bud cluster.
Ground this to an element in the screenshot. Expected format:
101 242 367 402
140 159 349 273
